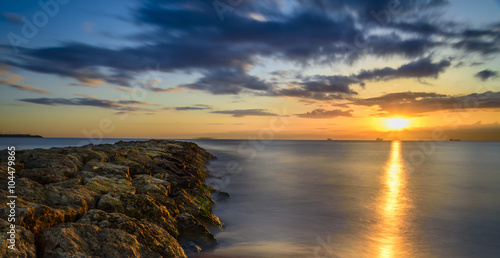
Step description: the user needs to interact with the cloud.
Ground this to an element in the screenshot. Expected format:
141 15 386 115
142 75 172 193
295 109 353 118
0 0 498 99
181 67 272 94
19 97 154 111
356 58 451 81
3 84 50 94
148 87 182 93
267 57 450 100
1 12 22 24
211 109 277 117
475 69 498 81
0 1 465 88
0 68 50 94
172 104 212 111
452 23 500 55
349 91 500 115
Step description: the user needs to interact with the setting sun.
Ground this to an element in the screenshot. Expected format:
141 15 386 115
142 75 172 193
386 118 410 130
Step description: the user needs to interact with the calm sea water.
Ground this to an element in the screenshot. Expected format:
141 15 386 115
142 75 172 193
190 140 500 258
2 138 500 257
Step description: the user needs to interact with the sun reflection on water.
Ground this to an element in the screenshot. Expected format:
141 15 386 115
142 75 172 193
374 141 413 258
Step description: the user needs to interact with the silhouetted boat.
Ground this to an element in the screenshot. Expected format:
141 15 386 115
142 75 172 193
376 137 383 141
449 138 461 141
326 138 333 141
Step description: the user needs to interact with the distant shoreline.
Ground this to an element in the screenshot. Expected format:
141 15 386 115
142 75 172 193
0 134 43 138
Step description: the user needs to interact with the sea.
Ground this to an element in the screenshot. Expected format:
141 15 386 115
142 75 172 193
1 138 500 257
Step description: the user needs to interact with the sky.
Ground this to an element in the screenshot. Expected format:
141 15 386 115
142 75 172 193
0 0 499 140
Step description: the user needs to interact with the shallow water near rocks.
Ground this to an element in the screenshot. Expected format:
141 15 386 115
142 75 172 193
190 140 500 258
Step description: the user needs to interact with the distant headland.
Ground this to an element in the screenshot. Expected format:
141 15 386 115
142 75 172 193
0 133 43 138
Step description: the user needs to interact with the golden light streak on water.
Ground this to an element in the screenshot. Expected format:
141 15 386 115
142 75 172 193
373 141 413 258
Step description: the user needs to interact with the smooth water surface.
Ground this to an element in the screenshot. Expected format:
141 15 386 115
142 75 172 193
190 140 500 258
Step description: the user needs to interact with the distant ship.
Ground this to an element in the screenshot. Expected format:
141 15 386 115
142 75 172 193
0 134 43 138
449 138 461 141
326 138 333 141
376 137 384 141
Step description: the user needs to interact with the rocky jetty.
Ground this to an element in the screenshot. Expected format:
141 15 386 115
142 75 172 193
0 140 224 257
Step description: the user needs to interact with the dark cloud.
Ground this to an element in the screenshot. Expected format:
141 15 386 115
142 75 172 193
0 0 463 88
295 109 353 118
390 21 443 35
366 36 441 59
300 75 360 93
266 88 352 101
211 109 277 117
268 58 450 100
350 91 500 115
174 105 212 111
453 39 500 55
0 0 497 97
181 67 272 94
452 23 500 55
356 58 451 80
475 69 498 81
1 12 22 24
19 97 153 111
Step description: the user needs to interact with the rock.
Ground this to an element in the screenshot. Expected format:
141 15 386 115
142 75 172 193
182 241 202 254
0 140 221 256
97 192 178 237
133 174 171 196
17 205 78 236
85 176 135 195
175 213 218 249
17 151 80 184
78 209 186 257
127 150 154 165
211 189 230 201
82 160 131 179
0 219 36 258
41 223 162 258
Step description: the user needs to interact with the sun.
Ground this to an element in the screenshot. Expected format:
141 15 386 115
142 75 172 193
386 118 410 130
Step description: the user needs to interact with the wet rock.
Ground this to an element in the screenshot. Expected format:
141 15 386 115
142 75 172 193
175 213 218 249
211 189 230 201
182 241 202 253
